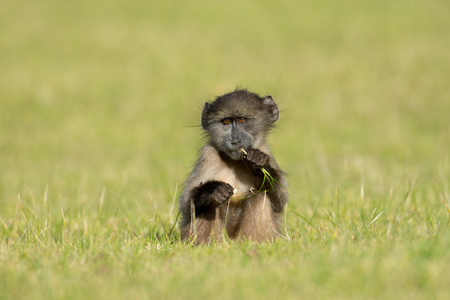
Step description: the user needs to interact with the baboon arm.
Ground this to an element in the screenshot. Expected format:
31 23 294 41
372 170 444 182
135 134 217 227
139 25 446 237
242 148 288 213
254 160 288 213
179 145 224 223
191 180 233 212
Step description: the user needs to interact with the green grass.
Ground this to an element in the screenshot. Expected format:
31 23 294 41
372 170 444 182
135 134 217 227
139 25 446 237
1 0 450 299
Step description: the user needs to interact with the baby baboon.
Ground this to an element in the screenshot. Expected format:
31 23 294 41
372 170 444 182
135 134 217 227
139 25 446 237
179 89 288 244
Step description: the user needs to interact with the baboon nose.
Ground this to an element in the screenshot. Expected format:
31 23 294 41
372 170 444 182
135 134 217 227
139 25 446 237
231 140 242 146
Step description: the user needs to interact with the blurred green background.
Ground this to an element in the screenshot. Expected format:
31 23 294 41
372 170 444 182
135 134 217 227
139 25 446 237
1 0 449 299
1 0 448 210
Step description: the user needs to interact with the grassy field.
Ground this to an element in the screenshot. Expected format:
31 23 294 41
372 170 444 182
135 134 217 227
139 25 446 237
1 0 450 299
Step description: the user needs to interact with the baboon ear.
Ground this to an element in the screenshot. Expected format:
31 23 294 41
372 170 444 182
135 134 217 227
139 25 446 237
262 96 279 123
201 102 211 129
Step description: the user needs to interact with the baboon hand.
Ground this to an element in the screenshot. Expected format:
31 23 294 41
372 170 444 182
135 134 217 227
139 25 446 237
244 149 270 169
209 182 234 205
194 181 234 207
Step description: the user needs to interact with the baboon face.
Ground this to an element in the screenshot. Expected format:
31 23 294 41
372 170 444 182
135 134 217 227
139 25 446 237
207 115 254 160
201 90 279 160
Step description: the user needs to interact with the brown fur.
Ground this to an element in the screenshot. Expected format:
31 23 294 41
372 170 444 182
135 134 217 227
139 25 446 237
179 90 288 244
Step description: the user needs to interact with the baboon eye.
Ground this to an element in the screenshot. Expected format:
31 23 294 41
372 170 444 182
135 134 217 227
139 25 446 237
237 117 247 123
222 118 231 125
